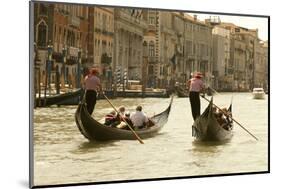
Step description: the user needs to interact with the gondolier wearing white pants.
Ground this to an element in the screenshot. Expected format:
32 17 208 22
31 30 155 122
187 72 205 121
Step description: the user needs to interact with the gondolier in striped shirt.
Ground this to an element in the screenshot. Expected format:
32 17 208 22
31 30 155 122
84 68 102 115
187 72 205 120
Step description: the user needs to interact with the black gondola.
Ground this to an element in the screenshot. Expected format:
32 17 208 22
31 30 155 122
192 98 233 141
36 88 82 107
75 97 173 141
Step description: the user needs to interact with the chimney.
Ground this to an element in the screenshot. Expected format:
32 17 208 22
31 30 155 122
194 14 197 21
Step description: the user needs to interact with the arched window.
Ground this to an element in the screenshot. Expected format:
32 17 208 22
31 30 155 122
149 41 155 57
37 21 47 47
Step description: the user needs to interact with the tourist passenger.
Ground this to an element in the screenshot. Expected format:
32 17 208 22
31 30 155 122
118 106 126 116
187 72 205 120
84 68 102 115
115 106 126 122
214 107 233 130
104 111 116 126
130 105 149 130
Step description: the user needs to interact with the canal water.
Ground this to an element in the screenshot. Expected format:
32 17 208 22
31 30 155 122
33 93 268 186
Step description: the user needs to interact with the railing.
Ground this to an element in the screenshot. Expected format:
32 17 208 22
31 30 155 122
148 56 157 63
68 15 80 27
68 46 79 57
118 11 147 29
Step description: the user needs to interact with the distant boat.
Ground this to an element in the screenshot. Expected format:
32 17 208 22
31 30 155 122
252 88 265 99
75 97 173 141
192 98 233 141
36 88 82 107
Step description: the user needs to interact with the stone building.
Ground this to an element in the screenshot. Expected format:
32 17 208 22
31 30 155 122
172 13 187 86
255 40 268 88
261 41 268 91
219 22 267 91
231 33 247 91
142 10 160 88
34 2 89 89
142 12 214 90
212 26 231 90
113 8 148 87
184 14 213 87
87 7 114 89
158 11 176 89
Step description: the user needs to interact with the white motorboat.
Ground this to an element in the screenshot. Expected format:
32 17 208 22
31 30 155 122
252 88 265 99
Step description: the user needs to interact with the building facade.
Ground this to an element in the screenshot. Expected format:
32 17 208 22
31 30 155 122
87 7 114 89
219 22 268 91
34 3 268 93
212 26 231 90
34 2 89 89
184 15 213 87
113 8 148 90
143 9 160 88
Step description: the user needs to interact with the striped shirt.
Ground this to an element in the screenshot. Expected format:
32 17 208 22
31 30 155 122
189 78 204 92
84 75 101 91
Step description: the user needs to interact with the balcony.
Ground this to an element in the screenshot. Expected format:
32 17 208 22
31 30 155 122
68 15 80 28
118 11 148 29
148 25 157 31
161 26 175 35
68 46 79 57
148 56 157 63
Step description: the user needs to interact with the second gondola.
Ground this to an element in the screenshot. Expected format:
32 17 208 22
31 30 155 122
192 98 233 141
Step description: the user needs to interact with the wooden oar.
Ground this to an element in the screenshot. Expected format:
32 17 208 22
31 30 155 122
201 95 259 141
102 93 144 144
207 86 220 96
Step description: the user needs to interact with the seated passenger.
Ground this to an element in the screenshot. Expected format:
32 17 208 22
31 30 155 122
115 106 126 122
116 112 133 130
130 105 149 130
104 111 116 126
216 108 232 130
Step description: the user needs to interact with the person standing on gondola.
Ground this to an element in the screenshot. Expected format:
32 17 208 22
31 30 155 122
187 72 205 120
84 68 102 115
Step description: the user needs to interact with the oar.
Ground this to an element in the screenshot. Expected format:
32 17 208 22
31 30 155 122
102 93 144 144
207 86 220 96
200 95 259 141
230 95 233 104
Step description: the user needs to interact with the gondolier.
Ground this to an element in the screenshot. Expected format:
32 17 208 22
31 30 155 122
187 72 205 120
84 68 102 115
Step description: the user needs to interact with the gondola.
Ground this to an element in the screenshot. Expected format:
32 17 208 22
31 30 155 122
75 96 173 141
36 88 82 107
192 98 233 141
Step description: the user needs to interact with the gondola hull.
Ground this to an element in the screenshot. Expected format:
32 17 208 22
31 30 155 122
75 97 173 141
192 98 233 141
36 88 82 107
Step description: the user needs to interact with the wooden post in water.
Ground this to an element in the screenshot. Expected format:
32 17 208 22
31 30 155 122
38 68 41 107
55 65 60 94
61 47 67 90
77 49 82 89
44 61 48 106
142 41 148 98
